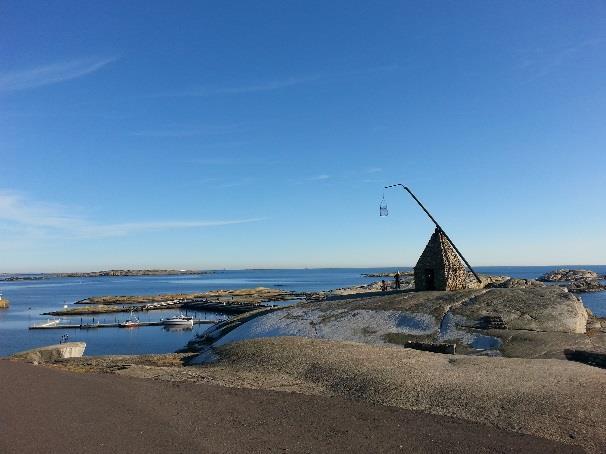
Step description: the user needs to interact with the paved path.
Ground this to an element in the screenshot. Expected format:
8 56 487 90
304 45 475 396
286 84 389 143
0 360 578 453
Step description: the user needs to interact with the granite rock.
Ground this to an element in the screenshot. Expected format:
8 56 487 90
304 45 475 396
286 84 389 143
538 269 599 282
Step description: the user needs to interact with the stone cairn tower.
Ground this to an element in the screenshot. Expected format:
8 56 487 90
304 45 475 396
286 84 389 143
414 227 468 291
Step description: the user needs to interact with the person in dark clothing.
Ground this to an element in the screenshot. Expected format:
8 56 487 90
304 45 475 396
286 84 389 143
394 271 401 290
381 280 388 292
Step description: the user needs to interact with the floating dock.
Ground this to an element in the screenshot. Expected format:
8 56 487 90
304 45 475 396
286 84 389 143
29 319 216 330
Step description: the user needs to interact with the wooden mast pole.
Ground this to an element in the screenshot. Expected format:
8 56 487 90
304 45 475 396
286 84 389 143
385 183 482 284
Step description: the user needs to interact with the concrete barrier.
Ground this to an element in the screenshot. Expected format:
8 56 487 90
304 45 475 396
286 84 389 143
11 342 86 363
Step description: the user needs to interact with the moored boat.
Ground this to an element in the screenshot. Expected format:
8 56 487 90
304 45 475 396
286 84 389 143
162 314 194 327
119 319 141 328
119 310 140 328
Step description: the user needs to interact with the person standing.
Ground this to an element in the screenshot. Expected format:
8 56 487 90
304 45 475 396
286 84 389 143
394 271 401 290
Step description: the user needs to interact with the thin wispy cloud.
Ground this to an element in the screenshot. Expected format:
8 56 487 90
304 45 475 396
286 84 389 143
0 191 263 240
308 174 330 181
0 57 117 92
152 64 398 98
76 219 264 238
170 75 321 97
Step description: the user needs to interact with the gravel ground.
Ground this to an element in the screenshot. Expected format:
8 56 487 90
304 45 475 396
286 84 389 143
0 359 578 454
51 336 606 452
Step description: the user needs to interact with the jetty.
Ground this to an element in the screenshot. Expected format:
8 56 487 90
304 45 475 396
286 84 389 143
143 297 273 313
29 319 216 330
182 299 276 314
44 298 273 316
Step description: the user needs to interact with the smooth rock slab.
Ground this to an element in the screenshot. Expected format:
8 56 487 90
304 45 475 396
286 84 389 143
214 308 438 347
452 287 588 334
11 342 86 363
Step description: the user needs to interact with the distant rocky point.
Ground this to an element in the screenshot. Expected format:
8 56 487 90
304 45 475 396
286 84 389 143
54 269 215 278
361 271 413 278
538 269 600 282
485 278 546 289
564 279 606 294
1 269 215 280
0 275 45 282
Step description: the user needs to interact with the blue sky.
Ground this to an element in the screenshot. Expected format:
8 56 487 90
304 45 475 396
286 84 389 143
1 1 605 272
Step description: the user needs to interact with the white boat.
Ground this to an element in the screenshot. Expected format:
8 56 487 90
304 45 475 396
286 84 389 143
119 310 140 328
119 319 141 328
162 314 194 327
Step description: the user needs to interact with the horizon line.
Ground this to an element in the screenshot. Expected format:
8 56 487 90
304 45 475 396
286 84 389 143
2 264 605 275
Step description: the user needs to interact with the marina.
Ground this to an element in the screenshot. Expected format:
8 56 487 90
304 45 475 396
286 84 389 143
29 319 216 330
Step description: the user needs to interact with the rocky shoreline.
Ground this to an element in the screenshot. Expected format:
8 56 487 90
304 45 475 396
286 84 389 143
564 278 606 293
538 268 603 282
536 268 606 294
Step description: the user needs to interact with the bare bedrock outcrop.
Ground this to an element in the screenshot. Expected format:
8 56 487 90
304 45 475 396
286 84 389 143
452 287 588 334
188 287 594 357
538 269 600 282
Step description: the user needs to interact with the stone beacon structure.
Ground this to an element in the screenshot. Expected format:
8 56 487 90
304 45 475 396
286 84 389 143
414 227 468 291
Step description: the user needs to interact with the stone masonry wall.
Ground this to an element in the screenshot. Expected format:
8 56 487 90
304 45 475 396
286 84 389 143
414 228 467 291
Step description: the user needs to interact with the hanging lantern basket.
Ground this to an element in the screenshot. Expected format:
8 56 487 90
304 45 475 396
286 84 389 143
379 194 388 216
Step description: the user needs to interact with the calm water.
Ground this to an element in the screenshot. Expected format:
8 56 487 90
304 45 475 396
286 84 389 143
1 266 605 356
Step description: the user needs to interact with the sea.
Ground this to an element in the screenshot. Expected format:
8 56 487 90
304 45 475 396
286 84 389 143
1 266 605 357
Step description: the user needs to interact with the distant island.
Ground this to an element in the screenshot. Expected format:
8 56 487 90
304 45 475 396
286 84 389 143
52 269 215 278
0 276 45 282
537 269 602 282
0 269 215 281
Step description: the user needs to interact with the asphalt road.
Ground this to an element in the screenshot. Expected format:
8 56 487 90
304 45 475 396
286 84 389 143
0 360 579 453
